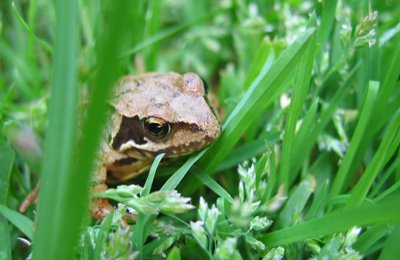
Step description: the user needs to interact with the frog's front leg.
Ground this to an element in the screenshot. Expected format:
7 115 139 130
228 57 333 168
89 159 138 223
89 164 114 219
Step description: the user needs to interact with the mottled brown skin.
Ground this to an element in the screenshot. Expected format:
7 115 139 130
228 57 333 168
90 72 221 220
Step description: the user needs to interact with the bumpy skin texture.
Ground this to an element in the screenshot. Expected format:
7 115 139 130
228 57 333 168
90 72 221 220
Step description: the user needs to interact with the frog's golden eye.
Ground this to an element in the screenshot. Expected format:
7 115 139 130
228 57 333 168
143 117 171 138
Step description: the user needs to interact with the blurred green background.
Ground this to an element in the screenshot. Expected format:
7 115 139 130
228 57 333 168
1 0 400 259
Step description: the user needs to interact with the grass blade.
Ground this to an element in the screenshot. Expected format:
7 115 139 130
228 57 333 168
347 110 400 207
261 195 400 248
199 28 316 174
0 205 34 240
93 210 114 260
0 135 15 204
32 0 79 258
353 223 390 254
290 63 361 184
133 154 164 258
279 24 316 190
0 216 12 260
275 175 315 229
193 167 233 203
369 153 400 199
32 1 133 259
378 221 400 260
329 81 380 199
304 180 328 221
11 2 53 54
142 153 164 196
374 179 400 202
134 150 207 258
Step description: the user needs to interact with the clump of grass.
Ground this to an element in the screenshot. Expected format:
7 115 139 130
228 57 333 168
1 0 400 259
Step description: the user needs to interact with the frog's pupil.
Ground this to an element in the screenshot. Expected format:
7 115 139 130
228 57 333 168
149 123 164 135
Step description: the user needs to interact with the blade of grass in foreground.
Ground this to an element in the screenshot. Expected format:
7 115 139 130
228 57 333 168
33 1 133 259
261 195 400 248
32 0 79 259
198 28 316 175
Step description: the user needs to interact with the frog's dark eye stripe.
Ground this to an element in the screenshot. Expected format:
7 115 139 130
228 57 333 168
200 77 209 94
143 117 171 138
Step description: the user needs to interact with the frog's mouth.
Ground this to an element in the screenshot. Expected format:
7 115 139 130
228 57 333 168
112 115 221 158
122 136 216 159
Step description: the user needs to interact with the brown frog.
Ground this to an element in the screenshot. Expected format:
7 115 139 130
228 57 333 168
20 72 221 220
90 72 221 219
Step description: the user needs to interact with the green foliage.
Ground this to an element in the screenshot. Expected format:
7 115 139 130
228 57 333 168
1 0 400 259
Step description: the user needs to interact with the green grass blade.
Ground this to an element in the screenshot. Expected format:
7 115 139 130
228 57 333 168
0 216 12 260
378 221 400 260
344 36 400 188
143 0 161 71
32 0 79 258
242 38 275 91
315 0 338 69
279 26 316 190
369 154 400 199
199 28 316 174
193 167 233 203
291 98 319 160
329 81 380 199
161 149 207 192
0 135 15 204
263 143 277 204
32 1 133 259
0 205 34 240
142 153 164 196
275 175 315 229
261 195 400 248
304 180 328 221
353 223 390 254
134 150 207 258
290 63 361 184
374 179 400 202
376 35 400 129
316 0 338 44
93 210 114 260
133 154 164 259
346 110 400 207
215 132 280 172
11 2 53 54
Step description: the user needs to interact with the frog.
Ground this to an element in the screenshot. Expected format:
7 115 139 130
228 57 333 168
89 72 221 219
19 72 221 220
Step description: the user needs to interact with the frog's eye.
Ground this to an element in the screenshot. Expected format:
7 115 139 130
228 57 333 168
143 117 171 138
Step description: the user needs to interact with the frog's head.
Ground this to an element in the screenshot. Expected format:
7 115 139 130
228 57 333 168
110 72 221 158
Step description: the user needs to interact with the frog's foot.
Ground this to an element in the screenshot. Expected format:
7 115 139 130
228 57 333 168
19 182 40 213
90 183 138 224
90 197 114 220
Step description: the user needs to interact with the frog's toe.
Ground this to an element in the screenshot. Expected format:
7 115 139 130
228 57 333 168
90 197 114 219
